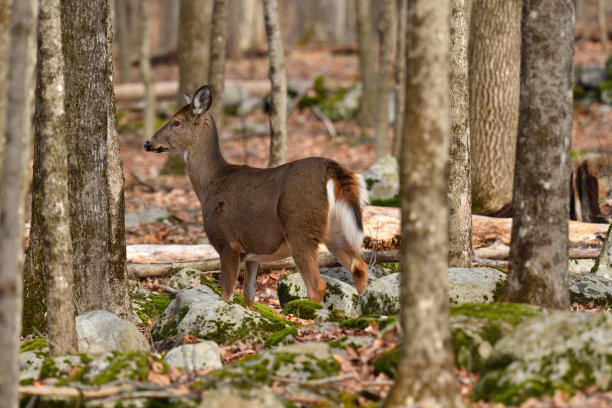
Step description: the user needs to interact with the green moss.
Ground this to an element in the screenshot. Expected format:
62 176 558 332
314 356 340 377
591 224 611 274
277 275 304 307
379 262 400 274
178 305 189 322
283 299 322 320
373 346 399 378
264 327 298 348
327 309 346 322
39 357 60 379
91 351 162 385
21 338 49 353
327 336 349 348
450 303 540 327
370 194 400 208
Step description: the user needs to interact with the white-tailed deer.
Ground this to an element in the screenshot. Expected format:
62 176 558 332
144 85 368 309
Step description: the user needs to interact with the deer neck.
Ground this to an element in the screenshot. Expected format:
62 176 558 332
185 116 226 203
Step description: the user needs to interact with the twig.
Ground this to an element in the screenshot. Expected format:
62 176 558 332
269 372 356 386
19 384 132 399
312 106 337 139
157 284 179 295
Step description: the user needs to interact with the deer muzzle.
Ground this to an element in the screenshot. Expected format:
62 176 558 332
143 140 166 153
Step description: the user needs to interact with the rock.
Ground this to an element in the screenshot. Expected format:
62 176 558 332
124 211 139 229
277 273 359 316
576 66 607 89
83 351 167 385
76 310 150 354
166 267 217 290
19 351 46 383
569 273 612 306
236 96 263 116
223 86 250 113
319 264 388 287
124 207 169 228
200 388 287 408
319 81 362 121
358 273 399 316
472 311 612 405
164 341 223 372
448 267 506 304
591 224 612 279
151 286 289 345
569 259 597 274
283 299 322 320
362 154 399 201
132 289 172 326
232 122 268 135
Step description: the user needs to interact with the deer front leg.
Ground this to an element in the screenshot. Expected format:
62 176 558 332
243 261 260 310
288 240 326 303
220 250 241 301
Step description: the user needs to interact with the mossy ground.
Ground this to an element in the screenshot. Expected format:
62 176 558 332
283 299 322 319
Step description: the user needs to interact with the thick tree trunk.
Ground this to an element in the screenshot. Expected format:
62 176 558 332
382 0 463 406
177 0 212 107
448 0 473 267
62 0 132 319
392 0 407 158
502 0 574 309
114 0 131 83
599 0 609 53
355 0 377 127
161 0 179 55
0 0 37 405
0 0 11 186
263 0 287 167
209 0 228 130
374 0 395 160
27 0 77 354
469 0 521 214
140 0 154 139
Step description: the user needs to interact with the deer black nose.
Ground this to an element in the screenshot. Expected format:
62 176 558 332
144 141 152 151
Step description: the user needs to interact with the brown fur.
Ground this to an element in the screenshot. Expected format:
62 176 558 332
144 85 367 307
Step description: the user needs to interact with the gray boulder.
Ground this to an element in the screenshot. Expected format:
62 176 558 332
569 272 612 306
223 86 250 111
448 267 506 303
358 273 399 316
76 310 150 354
362 154 399 201
277 273 359 316
164 341 223 372
199 388 287 408
472 311 612 405
320 264 389 287
577 66 607 89
236 96 262 116
591 224 612 279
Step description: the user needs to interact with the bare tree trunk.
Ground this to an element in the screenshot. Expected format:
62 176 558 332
599 0 609 53
502 0 574 309
382 0 463 406
374 0 395 160
209 0 228 130
161 0 179 55
392 0 407 158
62 0 132 319
355 0 377 127
0 0 37 405
177 0 213 107
0 0 11 186
263 0 287 167
140 0 154 139
448 0 473 267
32 0 77 355
469 0 521 214
114 0 131 83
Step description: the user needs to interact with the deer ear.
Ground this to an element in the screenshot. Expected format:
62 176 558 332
184 93 191 104
192 85 212 116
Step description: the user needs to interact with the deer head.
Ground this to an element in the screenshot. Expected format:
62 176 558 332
144 85 213 153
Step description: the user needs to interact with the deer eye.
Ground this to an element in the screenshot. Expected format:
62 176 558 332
172 120 180 128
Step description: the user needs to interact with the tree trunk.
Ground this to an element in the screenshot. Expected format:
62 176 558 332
374 0 395 160
62 0 132 319
114 0 131 83
209 0 228 131
469 0 521 214
502 0 574 310
599 0 609 53
355 0 377 127
28 0 77 355
382 0 463 406
140 0 154 139
392 0 407 158
161 0 179 55
263 0 287 167
177 0 213 107
0 0 11 187
448 0 473 267
0 0 37 405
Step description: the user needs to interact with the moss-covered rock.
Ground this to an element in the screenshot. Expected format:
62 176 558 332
448 267 507 303
373 346 399 378
198 387 289 408
338 314 396 331
76 310 150 354
163 342 223 372
132 289 172 326
264 326 299 348
166 267 220 291
357 273 399 316
472 311 612 405
569 273 612 306
591 223 612 277
283 299 322 320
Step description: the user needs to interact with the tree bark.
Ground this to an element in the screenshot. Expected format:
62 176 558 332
502 0 574 310
599 0 609 53
469 0 521 214
177 0 213 107
0 0 37 405
382 0 463 406
140 0 154 140
263 0 287 167
355 0 377 127
114 0 132 83
62 0 132 319
374 0 395 160
209 0 228 130
161 0 179 55
448 0 473 267
392 0 407 158
26 0 77 354
0 0 11 188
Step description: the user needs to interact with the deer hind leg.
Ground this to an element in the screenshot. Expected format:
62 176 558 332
243 261 259 310
287 238 326 303
220 250 241 301
325 240 368 294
